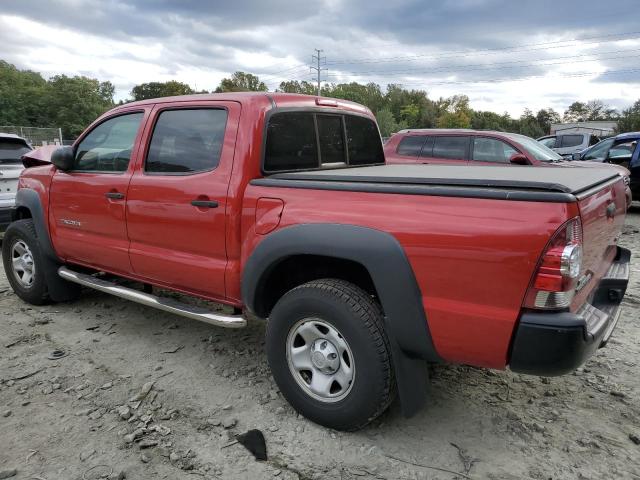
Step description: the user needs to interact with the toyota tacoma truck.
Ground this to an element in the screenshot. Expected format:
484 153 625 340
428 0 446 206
2 93 631 431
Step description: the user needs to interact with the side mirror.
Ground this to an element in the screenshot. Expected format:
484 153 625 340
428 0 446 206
509 153 529 165
51 146 74 171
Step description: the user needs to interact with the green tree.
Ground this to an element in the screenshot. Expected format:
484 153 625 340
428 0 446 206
535 108 561 134
277 80 317 94
436 95 472 128
616 99 640 133
518 108 544 138
215 71 268 92
376 108 407 137
564 100 618 122
44 75 115 137
131 81 194 101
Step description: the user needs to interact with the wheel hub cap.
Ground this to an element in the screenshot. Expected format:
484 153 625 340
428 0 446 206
310 339 340 374
286 318 355 403
11 240 36 288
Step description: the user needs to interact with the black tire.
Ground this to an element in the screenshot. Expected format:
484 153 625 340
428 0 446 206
266 279 396 431
2 219 51 305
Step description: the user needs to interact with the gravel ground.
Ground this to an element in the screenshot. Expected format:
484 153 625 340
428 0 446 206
1 209 639 480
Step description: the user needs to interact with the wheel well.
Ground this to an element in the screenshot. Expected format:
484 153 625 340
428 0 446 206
13 206 32 220
256 255 379 318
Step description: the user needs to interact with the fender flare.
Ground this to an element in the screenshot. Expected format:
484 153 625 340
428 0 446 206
13 188 60 262
242 223 441 416
11 189 78 301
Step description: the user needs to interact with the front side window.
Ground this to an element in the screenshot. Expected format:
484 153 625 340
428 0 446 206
75 112 143 172
538 137 557 148
146 109 227 174
472 137 518 163
396 136 425 157
432 136 469 160
264 111 383 172
583 138 613 160
560 135 583 148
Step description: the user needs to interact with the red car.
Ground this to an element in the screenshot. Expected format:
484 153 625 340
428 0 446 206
385 128 632 206
3 94 630 431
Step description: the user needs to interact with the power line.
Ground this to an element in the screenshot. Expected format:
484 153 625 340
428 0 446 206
326 48 640 77
326 30 640 66
388 67 640 87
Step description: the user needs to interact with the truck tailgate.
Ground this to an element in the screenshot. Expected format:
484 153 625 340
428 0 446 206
572 177 627 309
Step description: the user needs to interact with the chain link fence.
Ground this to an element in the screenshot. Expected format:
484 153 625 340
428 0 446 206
0 126 63 146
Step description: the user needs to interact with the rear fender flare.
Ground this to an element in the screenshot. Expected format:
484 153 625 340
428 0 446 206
242 223 441 417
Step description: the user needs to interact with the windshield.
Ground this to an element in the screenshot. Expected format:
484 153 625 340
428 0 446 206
503 133 562 162
0 140 32 164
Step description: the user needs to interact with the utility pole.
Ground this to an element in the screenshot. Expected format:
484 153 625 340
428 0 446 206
310 49 327 96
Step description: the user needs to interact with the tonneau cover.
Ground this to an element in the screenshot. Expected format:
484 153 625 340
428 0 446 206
266 164 619 195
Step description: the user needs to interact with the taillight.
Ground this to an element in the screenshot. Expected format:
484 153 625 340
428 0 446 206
524 217 583 310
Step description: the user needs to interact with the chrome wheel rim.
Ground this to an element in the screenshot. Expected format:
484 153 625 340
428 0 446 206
11 240 36 288
286 318 355 403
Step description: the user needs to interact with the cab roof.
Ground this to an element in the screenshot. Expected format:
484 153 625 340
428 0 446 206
111 92 372 116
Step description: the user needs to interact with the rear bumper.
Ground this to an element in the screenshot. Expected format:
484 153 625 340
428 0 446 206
509 246 630 376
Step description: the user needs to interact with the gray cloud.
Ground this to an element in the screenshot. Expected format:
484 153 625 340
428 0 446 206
1 0 639 114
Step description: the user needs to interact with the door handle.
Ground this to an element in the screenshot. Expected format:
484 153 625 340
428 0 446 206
191 200 219 208
105 192 125 200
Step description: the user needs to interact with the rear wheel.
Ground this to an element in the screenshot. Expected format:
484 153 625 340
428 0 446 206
266 279 395 431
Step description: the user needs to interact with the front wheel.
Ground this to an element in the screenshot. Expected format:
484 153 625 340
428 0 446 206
2 219 51 305
266 279 395 431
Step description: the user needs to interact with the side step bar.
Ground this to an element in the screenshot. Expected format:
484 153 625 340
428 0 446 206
58 267 246 329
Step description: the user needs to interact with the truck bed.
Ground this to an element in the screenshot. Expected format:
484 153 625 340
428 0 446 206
253 164 620 202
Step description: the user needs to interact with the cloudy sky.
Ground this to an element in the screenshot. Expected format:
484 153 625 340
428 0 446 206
2 0 640 116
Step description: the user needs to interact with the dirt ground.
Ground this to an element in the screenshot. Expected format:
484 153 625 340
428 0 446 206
1 210 639 480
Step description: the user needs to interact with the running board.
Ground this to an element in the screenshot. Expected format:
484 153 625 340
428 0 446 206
58 267 246 329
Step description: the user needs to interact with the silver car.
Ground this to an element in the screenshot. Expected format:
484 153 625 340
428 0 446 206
0 134 30 232
537 133 601 159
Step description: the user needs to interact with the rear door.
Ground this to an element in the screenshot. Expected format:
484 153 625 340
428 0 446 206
420 135 470 165
49 109 148 273
125 100 240 301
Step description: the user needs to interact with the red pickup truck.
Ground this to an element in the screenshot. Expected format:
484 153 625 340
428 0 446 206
2 93 630 431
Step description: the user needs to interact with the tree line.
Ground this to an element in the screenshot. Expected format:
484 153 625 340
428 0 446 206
2 60 639 139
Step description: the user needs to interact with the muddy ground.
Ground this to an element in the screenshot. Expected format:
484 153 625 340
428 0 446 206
1 210 639 480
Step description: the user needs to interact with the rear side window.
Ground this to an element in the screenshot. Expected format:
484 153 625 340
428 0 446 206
75 112 143 172
264 113 318 171
345 115 384 165
559 135 583 148
472 137 518 163
396 136 425 157
432 136 469 160
146 109 227 174
264 111 383 172
0 140 31 164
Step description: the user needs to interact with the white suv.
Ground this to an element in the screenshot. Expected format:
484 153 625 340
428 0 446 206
537 133 601 159
0 134 31 232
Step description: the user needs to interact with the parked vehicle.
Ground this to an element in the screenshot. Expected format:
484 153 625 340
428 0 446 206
385 128 562 165
0 134 31 232
384 129 632 207
2 93 630 431
574 132 639 201
537 132 601 158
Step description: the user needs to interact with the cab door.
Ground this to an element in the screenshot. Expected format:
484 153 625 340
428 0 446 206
125 101 240 302
49 110 148 273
